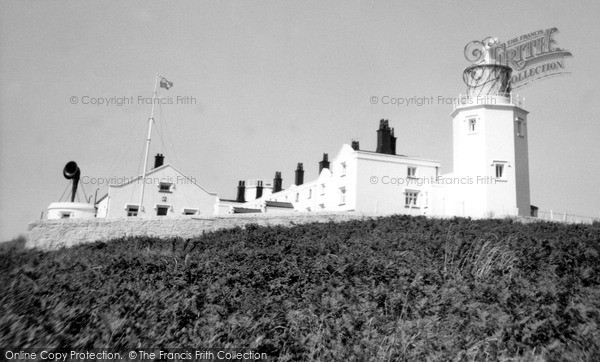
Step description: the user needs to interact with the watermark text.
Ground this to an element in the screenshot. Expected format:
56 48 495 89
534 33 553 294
369 175 500 186
370 95 498 107
69 95 198 106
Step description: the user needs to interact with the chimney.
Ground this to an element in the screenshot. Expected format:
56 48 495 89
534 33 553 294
256 180 263 199
295 163 304 186
154 153 165 168
376 119 393 155
318 153 330 174
273 172 283 193
236 180 245 203
390 128 397 155
351 140 360 151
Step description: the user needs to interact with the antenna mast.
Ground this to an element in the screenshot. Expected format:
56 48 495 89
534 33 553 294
138 73 160 214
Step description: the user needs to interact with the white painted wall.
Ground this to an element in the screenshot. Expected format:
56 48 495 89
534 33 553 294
241 144 441 216
104 164 218 218
448 100 530 217
95 196 108 218
251 145 359 213
47 202 96 219
244 180 274 202
355 151 440 215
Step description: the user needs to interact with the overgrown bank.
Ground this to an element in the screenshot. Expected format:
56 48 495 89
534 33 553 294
2 216 600 360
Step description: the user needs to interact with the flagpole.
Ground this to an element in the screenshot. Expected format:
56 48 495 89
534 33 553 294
138 73 160 215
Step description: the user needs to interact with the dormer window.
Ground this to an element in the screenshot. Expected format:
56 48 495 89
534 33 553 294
159 182 172 193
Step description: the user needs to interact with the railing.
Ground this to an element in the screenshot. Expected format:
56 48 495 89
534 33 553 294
535 210 599 224
453 93 525 109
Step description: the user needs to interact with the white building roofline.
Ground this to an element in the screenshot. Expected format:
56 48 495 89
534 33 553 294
107 163 217 196
330 143 441 166
355 150 442 166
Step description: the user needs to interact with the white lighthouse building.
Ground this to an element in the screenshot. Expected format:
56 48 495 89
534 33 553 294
434 48 531 217
442 93 530 217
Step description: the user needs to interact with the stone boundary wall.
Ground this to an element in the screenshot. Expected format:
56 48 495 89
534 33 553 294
26 212 380 250
26 212 591 251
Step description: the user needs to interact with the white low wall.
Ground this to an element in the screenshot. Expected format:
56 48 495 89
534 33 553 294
26 212 378 250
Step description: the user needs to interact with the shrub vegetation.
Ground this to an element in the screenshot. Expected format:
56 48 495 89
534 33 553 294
1 216 600 360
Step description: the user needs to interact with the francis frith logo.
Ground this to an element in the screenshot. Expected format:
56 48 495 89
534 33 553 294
464 28 572 89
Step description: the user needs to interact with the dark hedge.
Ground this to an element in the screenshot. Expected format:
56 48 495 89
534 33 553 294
2 216 600 361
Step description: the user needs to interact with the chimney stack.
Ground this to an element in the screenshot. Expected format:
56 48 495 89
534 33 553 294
376 119 395 155
319 153 330 174
273 172 283 193
351 140 360 151
236 180 246 203
295 163 304 186
154 153 165 168
256 180 263 199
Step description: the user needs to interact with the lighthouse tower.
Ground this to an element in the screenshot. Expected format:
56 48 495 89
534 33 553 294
449 38 531 217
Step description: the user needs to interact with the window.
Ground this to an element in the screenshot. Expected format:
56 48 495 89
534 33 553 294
495 163 504 178
295 193 299 203
60 212 72 219
339 187 346 205
340 162 346 176
405 190 419 208
468 118 477 133
308 189 312 199
159 182 172 193
407 166 417 178
156 205 169 216
321 183 326 195
516 117 525 137
493 161 507 180
182 208 198 216
126 205 139 217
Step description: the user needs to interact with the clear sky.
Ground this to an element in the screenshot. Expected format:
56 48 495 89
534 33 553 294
1 0 599 241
